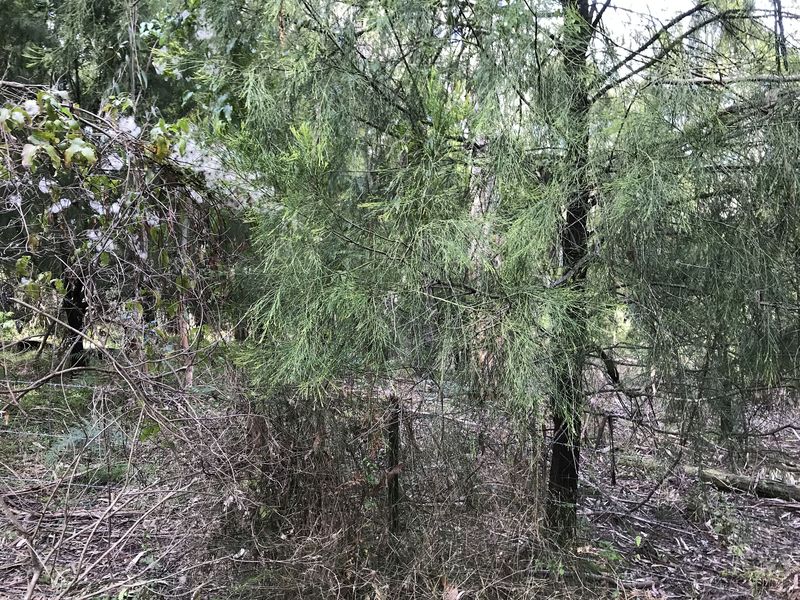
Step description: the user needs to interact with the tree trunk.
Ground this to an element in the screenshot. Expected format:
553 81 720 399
386 394 401 533
547 366 583 528
178 297 193 388
179 210 194 389
546 0 593 532
234 319 249 342
63 275 87 368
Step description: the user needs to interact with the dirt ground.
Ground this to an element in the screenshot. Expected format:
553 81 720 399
1 360 799 599
578 408 800 600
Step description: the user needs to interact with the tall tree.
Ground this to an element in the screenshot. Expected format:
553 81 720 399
546 0 592 530
173 0 800 533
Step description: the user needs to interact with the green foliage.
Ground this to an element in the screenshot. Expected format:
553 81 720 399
4 0 800 556
178 2 800 446
0 0 53 84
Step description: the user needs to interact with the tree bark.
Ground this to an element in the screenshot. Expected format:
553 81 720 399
386 394 401 533
179 209 194 389
546 0 593 532
63 275 87 367
548 365 584 528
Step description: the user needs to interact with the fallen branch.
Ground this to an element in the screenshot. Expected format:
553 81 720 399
618 454 800 502
0 495 48 600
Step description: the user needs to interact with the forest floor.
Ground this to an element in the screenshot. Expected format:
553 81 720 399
575 408 800 600
1 350 799 599
578 459 800 599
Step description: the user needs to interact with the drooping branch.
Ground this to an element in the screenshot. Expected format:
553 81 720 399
596 3 711 88
658 73 800 85
592 7 745 102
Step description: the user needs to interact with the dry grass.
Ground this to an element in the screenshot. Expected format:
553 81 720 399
1 351 799 599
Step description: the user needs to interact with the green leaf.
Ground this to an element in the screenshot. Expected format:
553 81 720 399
81 146 96 162
15 256 32 277
210 213 222 234
175 275 195 291
21 144 38 168
23 281 42 300
9 108 26 126
125 300 144 316
139 422 160 441
64 138 97 166
43 144 62 169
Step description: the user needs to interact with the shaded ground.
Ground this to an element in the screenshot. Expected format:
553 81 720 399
578 409 800 599
581 461 800 599
1 352 799 599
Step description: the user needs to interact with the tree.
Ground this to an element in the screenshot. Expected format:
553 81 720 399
0 0 53 85
0 83 243 379
178 0 800 534
545 0 593 529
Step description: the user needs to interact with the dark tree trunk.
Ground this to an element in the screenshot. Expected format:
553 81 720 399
774 0 789 72
547 369 583 528
386 395 401 533
142 290 156 325
63 276 87 367
234 320 249 342
546 0 593 532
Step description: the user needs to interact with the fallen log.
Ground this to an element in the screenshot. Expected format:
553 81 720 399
618 454 800 502
5 338 56 353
